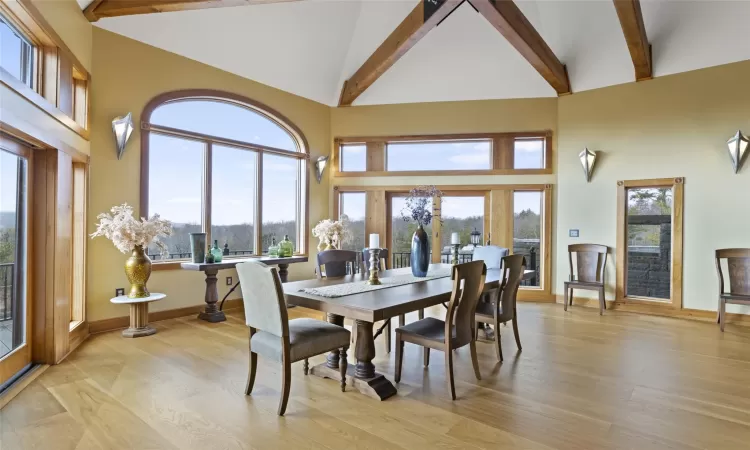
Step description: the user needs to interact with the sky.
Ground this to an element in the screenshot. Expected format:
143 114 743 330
0 151 20 219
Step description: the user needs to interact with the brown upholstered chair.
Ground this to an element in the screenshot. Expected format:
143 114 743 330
394 260 486 400
715 249 750 332
237 260 350 416
475 254 525 361
564 244 608 315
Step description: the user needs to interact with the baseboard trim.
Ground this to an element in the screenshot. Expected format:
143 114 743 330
89 298 244 334
553 295 750 326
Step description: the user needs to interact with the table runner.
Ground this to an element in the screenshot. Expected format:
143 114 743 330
300 269 452 298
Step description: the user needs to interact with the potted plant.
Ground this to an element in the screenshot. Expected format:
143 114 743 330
312 215 352 251
400 186 443 277
91 204 173 298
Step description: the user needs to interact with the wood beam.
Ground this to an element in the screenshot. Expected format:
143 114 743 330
83 0 300 22
469 0 570 95
338 0 463 107
613 0 652 81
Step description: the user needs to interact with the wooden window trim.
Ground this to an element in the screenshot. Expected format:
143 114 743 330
0 0 90 138
140 90 311 267
615 177 684 311
336 183 553 301
333 131 553 177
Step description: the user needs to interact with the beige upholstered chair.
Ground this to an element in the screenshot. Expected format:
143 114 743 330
237 260 351 416
394 260 487 400
475 254 525 361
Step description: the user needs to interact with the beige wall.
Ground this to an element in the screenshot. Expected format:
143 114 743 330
87 28 331 321
556 60 750 313
32 0 93 72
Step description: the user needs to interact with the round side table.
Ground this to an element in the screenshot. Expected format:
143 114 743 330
110 293 166 338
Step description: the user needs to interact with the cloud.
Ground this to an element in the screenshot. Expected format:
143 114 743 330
168 197 201 204
514 140 543 153
448 151 489 166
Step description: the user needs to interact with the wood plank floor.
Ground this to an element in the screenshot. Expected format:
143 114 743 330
3 303 750 450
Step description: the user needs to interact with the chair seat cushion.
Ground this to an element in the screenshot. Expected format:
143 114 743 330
397 317 456 345
565 280 604 289
251 318 350 363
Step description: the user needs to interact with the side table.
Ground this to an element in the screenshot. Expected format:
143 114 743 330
110 293 166 338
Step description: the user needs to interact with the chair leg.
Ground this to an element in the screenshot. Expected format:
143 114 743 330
245 351 257 395
339 346 348 392
564 284 568 311
599 288 605 315
418 309 424 320
512 316 522 351
385 320 391 354
720 298 726 332
445 347 456 400
494 317 503 362
278 357 291 416
303 358 309 375
399 314 405 327
424 348 430 367
469 340 481 381
351 322 357 344
394 333 404 383
569 288 574 305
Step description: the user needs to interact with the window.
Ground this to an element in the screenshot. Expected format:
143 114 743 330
440 196 485 263
387 140 491 171
514 138 544 169
514 191 542 287
339 192 366 251
0 16 34 88
142 92 308 262
340 144 366 172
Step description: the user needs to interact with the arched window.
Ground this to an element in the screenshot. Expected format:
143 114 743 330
140 90 309 261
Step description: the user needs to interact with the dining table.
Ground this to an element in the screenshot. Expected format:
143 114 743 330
282 263 535 400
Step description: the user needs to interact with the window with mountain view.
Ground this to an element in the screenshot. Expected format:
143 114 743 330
144 94 307 261
514 191 542 287
339 192 365 251
440 196 485 254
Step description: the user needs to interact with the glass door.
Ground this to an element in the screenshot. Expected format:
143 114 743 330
0 145 30 388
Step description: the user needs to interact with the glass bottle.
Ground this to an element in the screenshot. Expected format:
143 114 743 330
279 235 293 257
210 239 223 263
268 236 279 257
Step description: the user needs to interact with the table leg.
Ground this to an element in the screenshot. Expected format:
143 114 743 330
122 302 156 338
354 320 376 378
326 313 344 369
277 264 290 283
198 269 226 323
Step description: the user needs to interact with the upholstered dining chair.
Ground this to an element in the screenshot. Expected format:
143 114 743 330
236 260 350 416
475 254 525 362
316 249 358 278
715 249 750 332
564 244 609 315
394 260 486 400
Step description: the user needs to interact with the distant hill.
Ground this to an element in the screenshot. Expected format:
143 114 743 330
0 211 16 229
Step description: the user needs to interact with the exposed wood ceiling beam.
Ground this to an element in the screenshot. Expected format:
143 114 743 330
469 0 570 95
83 0 300 22
613 0 652 81
338 0 463 107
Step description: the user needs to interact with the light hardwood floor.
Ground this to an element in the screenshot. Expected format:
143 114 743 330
3 303 750 449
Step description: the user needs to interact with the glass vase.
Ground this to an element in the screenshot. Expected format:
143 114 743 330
410 225 430 277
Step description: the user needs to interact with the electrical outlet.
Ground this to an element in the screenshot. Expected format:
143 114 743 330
115 288 125 297
569 229 580 238
226 276 233 286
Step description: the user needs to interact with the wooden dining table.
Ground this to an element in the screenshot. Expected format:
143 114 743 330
283 263 535 400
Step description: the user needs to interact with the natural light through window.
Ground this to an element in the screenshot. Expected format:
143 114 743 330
339 192 366 251
514 191 542 287
440 196 484 249
514 138 545 169
0 16 34 88
387 140 491 171
340 144 366 172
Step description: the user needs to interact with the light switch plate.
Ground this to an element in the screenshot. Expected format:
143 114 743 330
569 229 580 238
226 276 233 286
115 288 125 297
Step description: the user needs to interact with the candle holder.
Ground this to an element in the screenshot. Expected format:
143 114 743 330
451 244 460 265
367 248 382 285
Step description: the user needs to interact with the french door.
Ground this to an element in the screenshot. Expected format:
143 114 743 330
0 139 31 388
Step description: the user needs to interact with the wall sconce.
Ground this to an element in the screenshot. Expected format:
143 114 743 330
112 113 134 160
726 130 749 173
579 147 597 182
314 156 329 184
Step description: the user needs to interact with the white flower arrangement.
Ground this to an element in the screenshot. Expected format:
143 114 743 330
312 215 352 250
91 203 173 256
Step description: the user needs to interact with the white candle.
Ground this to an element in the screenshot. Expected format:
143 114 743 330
451 232 460 245
369 233 380 249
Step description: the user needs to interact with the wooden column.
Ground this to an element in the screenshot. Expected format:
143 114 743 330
365 190 387 242
490 190 513 251
493 135 514 170
366 142 385 172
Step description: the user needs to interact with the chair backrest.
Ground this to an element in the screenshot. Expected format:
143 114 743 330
716 249 750 295
497 254 526 322
316 250 358 278
236 260 289 337
362 248 389 273
445 260 487 348
472 245 509 270
568 244 608 283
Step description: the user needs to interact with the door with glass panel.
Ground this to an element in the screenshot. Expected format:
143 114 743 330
0 144 31 387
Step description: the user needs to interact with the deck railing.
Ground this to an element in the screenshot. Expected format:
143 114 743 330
0 262 13 321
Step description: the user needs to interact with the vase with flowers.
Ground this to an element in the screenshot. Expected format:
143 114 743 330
312 215 352 252
91 204 173 298
401 185 443 277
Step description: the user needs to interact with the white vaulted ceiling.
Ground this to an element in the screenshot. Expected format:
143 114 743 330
90 0 750 106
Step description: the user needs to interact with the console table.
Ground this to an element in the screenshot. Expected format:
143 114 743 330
181 256 308 322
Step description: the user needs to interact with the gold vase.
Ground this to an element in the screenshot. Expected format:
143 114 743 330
125 245 152 298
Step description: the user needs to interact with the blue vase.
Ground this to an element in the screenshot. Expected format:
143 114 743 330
410 225 430 277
